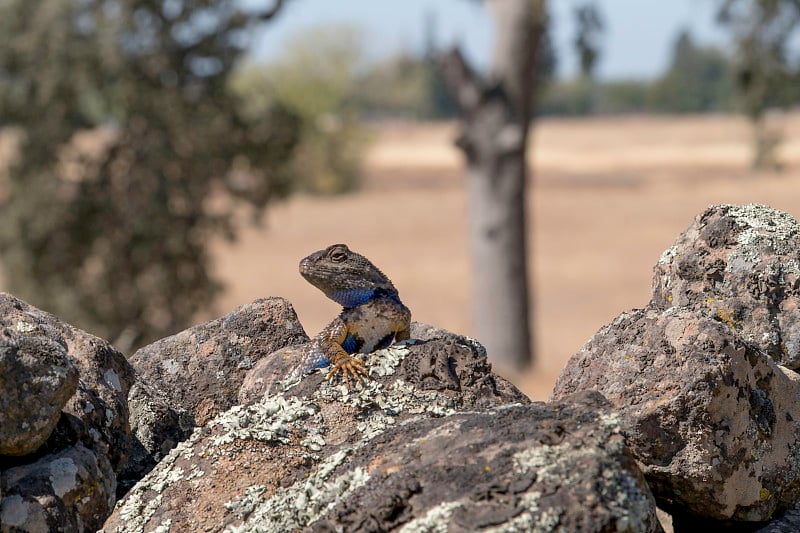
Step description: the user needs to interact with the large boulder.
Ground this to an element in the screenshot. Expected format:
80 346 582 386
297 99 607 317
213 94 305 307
118 298 309 496
0 293 135 471
553 307 800 522
1 443 116 532
0 293 134 532
129 297 308 426
103 334 662 532
0 327 78 456
554 204 800 525
652 204 800 370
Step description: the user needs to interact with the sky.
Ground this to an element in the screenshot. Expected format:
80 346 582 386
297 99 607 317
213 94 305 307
249 0 731 80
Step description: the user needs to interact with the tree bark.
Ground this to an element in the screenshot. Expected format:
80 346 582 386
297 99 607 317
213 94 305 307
442 0 545 370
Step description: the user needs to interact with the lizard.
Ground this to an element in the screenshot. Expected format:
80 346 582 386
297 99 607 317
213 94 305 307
290 243 411 387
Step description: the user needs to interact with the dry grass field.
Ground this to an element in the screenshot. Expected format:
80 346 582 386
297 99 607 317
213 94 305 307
211 112 800 400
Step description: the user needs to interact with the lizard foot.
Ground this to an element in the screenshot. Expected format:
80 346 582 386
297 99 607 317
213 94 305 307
327 354 368 388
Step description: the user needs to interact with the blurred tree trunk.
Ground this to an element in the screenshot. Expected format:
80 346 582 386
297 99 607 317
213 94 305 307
442 0 547 371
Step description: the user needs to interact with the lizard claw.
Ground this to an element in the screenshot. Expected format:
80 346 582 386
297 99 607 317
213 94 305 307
327 354 368 388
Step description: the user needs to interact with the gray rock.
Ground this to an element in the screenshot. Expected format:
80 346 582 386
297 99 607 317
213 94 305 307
0 327 78 456
652 204 800 370
0 293 134 532
0 293 134 471
238 321 503 403
1 443 116 533
115 378 194 498
129 297 308 426
104 336 661 532
116 298 308 497
552 306 800 522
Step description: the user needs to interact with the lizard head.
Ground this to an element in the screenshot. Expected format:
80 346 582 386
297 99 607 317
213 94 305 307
299 244 397 307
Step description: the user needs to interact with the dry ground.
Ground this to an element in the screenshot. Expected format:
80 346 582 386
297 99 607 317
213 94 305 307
211 112 800 400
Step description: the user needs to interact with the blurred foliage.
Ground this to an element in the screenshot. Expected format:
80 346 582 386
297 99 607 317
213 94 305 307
717 0 800 169
231 26 369 194
0 0 300 351
355 55 454 119
649 30 735 113
350 52 466 119
540 28 735 116
573 2 604 79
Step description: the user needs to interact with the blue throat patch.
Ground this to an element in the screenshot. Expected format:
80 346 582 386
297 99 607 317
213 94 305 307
331 288 376 308
331 288 400 308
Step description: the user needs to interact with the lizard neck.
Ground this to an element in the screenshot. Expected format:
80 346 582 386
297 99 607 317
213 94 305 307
332 287 400 309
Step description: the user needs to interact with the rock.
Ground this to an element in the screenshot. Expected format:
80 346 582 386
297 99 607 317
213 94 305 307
237 322 504 403
129 297 308 426
115 378 195 498
116 298 308 496
0 293 134 471
0 293 134 532
1 443 116 533
652 204 800 370
0 327 78 456
237 343 308 402
552 306 800 522
104 333 660 532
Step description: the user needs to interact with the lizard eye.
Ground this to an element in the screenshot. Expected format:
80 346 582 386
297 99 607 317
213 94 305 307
331 250 347 262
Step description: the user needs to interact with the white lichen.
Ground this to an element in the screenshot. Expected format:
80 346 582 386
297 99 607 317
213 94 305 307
49 457 79 498
397 501 461 533
207 395 318 448
225 450 370 532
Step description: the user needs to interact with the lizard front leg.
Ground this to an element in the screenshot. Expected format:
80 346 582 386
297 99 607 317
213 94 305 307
319 317 368 387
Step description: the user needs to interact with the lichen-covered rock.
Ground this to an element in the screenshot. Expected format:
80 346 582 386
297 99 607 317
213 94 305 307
652 204 800 370
104 337 660 533
0 327 78 456
238 322 509 404
129 297 308 426
115 378 195 498
0 293 134 471
552 306 800 522
0 443 116 532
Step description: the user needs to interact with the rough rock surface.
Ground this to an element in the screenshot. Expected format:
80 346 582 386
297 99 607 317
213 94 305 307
0 327 78 456
116 378 195 498
104 332 661 532
116 298 308 499
129 297 308 426
553 307 800 522
652 204 800 370
0 293 135 471
1 443 116 532
0 292 134 532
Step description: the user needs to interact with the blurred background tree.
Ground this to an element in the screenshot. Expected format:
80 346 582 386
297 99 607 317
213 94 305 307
648 29 735 113
717 0 800 170
441 0 555 371
231 25 368 194
0 0 300 351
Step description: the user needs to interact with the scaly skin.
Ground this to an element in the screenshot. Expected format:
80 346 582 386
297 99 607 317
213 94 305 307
297 244 411 387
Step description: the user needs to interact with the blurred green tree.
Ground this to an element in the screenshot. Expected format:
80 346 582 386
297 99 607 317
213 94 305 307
355 54 448 119
231 26 368 194
0 0 299 351
649 29 734 113
717 0 800 169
